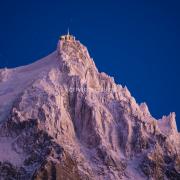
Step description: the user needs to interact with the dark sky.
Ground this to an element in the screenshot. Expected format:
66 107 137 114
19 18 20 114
0 0 180 130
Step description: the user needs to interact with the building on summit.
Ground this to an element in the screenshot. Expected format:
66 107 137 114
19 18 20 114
60 29 75 41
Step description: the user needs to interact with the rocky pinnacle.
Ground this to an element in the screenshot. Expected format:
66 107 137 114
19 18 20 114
0 35 179 180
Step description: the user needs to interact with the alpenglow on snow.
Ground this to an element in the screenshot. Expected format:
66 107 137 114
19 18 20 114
0 33 179 180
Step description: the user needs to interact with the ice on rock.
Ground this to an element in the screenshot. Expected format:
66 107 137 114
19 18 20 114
0 35 179 179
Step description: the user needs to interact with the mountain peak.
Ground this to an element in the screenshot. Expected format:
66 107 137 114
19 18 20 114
0 35 179 179
56 34 98 85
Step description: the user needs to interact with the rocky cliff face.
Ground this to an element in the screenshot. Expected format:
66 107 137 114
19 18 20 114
0 36 179 180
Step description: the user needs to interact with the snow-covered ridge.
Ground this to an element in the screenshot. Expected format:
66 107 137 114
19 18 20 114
0 51 58 122
0 37 179 179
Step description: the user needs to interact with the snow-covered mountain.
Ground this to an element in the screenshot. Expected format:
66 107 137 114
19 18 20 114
0 34 179 180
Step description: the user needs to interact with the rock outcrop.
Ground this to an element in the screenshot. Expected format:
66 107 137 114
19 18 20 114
0 35 179 179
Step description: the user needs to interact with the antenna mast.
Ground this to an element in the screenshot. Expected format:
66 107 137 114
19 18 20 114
67 28 70 35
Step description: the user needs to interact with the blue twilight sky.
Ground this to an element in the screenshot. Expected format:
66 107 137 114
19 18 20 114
0 0 180 129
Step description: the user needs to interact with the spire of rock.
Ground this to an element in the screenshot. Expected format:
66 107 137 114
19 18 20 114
0 35 179 179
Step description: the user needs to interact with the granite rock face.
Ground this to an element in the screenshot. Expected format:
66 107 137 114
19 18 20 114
0 36 179 180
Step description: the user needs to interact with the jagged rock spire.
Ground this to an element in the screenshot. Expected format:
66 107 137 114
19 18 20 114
0 34 179 180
